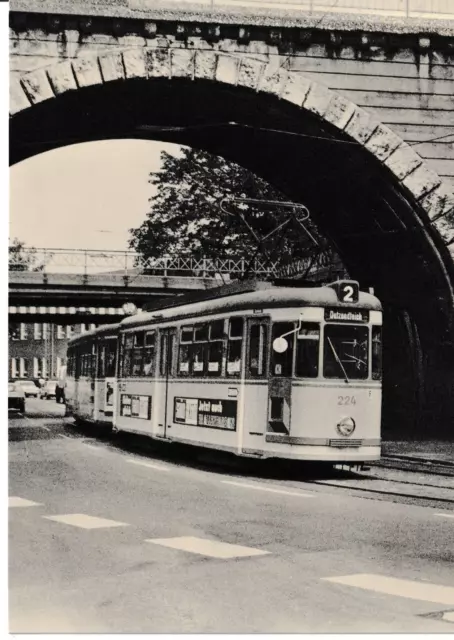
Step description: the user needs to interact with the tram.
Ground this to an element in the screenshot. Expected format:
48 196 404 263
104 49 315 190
66 280 382 462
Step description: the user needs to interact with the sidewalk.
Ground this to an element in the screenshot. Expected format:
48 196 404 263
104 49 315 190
381 440 454 466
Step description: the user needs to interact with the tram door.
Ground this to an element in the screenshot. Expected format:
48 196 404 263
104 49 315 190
268 322 294 435
160 327 176 439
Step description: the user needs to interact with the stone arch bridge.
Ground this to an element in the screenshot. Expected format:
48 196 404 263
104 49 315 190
9 0 454 435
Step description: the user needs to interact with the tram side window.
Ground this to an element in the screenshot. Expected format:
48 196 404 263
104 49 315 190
122 334 134 377
178 325 193 376
248 324 268 377
227 318 244 376
143 332 155 376
372 326 382 380
271 323 294 377
98 344 106 378
207 320 224 377
106 341 117 377
131 332 144 376
295 323 320 378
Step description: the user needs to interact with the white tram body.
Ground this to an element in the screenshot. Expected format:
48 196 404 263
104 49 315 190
66 323 119 428
66 281 382 463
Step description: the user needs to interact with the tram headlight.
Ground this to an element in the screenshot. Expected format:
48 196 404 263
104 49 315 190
336 417 356 437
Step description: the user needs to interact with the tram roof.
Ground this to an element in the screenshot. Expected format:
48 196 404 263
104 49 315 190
120 281 382 330
67 321 120 347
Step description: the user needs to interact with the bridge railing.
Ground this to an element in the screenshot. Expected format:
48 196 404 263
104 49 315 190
130 0 454 20
8 247 340 280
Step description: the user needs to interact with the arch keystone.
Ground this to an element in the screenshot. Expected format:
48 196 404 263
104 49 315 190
47 61 78 95
99 53 125 83
146 48 170 78
72 58 103 89
123 49 147 79
171 49 195 79
21 68 55 105
194 50 217 80
384 142 423 181
365 124 402 162
215 54 240 86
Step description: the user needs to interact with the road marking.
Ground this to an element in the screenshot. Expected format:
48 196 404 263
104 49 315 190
443 612 454 623
9 497 42 508
42 426 50 432
434 513 454 519
127 459 170 472
222 480 313 498
323 574 454 606
145 536 270 559
43 513 130 529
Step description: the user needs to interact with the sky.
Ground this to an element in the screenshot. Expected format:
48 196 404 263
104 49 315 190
10 139 182 252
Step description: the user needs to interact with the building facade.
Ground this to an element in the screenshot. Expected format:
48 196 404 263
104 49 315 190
9 321 104 380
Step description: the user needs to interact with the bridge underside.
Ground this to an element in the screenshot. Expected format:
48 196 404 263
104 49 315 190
10 76 454 436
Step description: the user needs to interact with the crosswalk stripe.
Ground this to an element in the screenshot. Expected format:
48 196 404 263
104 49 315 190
127 459 170 472
9 497 42 508
434 513 454 519
43 513 130 529
145 536 270 559
222 480 313 498
323 574 454 606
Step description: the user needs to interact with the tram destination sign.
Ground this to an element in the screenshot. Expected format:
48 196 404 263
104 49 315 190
325 308 369 323
174 397 237 431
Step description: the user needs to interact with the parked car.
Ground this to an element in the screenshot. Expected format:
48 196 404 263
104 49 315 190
8 381 25 413
15 379 40 398
41 379 58 400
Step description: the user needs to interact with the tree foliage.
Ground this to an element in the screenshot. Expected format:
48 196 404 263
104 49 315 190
129 148 335 272
9 238 45 272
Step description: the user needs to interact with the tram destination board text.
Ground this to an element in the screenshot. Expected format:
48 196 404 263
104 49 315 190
174 397 237 431
324 308 369 323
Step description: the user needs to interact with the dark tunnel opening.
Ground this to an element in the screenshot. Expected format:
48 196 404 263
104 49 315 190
10 76 454 437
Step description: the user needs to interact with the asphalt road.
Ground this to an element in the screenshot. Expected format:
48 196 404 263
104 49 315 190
9 399 454 633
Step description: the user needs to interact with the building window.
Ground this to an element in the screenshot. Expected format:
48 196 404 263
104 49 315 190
9 325 20 341
66 326 73 339
57 325 65 339
20 323 28 340
33 323 43 340
41 358 48 378
10 358 20 378
19 358 28 378
33 357 39 378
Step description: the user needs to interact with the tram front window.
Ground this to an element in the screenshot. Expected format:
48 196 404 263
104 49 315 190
323 325 368 380
271 323 294 377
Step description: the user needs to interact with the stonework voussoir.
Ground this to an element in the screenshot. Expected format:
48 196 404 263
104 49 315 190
171 49 195 79
216 54 240 86
123 49 147 79
258 64 287 96
420 181 454 222
194 50 217 80
302 83 333 118
432 213 454 246
21 68 55 105
72 58 103 89
281 74 311 106
47 61 78 95
402 164 442 201
324 93 356 130
99 53 125 83
238 57 264 90
365 124 402 162
10 78 32 115
384 142 423 181
146 48 170 78
344 107 380 145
